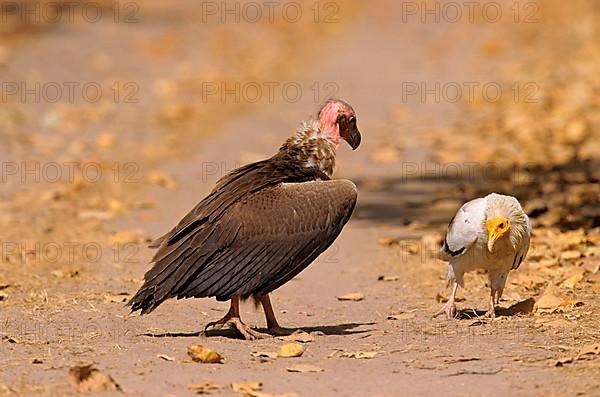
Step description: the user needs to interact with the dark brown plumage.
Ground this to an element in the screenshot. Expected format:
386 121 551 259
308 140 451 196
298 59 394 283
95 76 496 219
129 99 361 339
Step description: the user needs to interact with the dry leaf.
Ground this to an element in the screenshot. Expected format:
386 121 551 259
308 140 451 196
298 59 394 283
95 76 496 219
337 292 364 301
387 313 415 320
277 343 305 358
188 381 222 394
341 351 378 359
231 381 262 394
188 345 223 363
278 331 314 343
103 293 130 303
378 275 399 281
560 270 584 289
286 364 324 373
251 351 278 359
560 250 582 261
377 238 399 246
577 343 600 360
69 363 121 392
534 285 575 314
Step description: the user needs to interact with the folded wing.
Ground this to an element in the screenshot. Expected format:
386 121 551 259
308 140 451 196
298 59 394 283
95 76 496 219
130 180 357 313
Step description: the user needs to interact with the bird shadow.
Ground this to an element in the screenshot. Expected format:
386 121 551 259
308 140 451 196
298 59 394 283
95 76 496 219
143 322 375 340
454 298 535 321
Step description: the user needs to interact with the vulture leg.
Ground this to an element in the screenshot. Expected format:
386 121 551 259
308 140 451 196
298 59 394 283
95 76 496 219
259 294 296 336
205 296 269 340
434 282 458 319
484 290 496 318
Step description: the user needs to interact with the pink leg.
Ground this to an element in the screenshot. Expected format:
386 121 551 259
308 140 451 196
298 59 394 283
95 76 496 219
434 282 458 319
484 289 496 318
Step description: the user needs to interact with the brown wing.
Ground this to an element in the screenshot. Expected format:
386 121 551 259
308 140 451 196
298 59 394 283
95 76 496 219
130 179 356 313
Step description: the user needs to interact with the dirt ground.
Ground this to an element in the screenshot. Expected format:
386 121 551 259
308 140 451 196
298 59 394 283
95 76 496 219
1 1 599 396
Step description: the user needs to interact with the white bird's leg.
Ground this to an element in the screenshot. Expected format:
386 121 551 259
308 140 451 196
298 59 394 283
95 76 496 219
260 294 296 336
205 296 269 340
484 289 496 318
434 282 458 319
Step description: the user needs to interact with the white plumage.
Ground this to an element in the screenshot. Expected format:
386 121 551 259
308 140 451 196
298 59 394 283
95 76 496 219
436 193 532 318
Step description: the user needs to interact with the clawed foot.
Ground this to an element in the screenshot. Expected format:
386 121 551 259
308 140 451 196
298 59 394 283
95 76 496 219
484 308 496 318
205 316 269 340
433 301 457 319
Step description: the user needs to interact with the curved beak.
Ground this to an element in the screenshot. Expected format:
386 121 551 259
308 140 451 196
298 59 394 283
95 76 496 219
342 125 361 150
487 234 498 252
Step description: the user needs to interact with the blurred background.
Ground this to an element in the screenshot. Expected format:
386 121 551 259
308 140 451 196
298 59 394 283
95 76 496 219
1 0 599 395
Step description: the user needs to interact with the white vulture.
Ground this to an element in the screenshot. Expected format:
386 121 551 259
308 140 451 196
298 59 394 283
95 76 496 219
436 193 531 318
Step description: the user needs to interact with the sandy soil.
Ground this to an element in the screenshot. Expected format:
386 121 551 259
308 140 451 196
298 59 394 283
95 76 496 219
1 1 599 396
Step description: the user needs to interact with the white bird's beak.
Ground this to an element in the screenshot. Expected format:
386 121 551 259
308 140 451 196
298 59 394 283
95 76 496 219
487 238 495 252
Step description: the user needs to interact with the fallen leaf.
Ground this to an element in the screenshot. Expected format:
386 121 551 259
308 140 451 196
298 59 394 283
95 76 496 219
378 275 399 282
377 238 399 246
69 363 121 392
188 345 223 363
577 343 600 360
188 381 222 394
560 250 582 261
387 313 415 320
286 364 324 373
231 381 262 394
341 351 378 359
337 292 364 301
103 293 130 303
278 331 314 343
251 351 278 359
278 343 305 358
555 357 574 366
534 285 576 314
560 270 584 289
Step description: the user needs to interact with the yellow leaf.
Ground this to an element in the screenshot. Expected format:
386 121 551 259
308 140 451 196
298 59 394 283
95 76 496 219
231 381 262 393
336 292 364 301
187 345 223 363
277 343 305 358
341 351 378 359
188 381 222 393
560 271 584 289
560 250 582 261
69 363 121 392
286 364 324 373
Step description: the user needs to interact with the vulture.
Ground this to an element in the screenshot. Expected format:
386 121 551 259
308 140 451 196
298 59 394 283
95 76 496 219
129 99 361 339
436 193 531 318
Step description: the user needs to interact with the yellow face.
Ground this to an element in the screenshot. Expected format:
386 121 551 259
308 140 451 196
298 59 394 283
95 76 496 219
486 217 510 251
